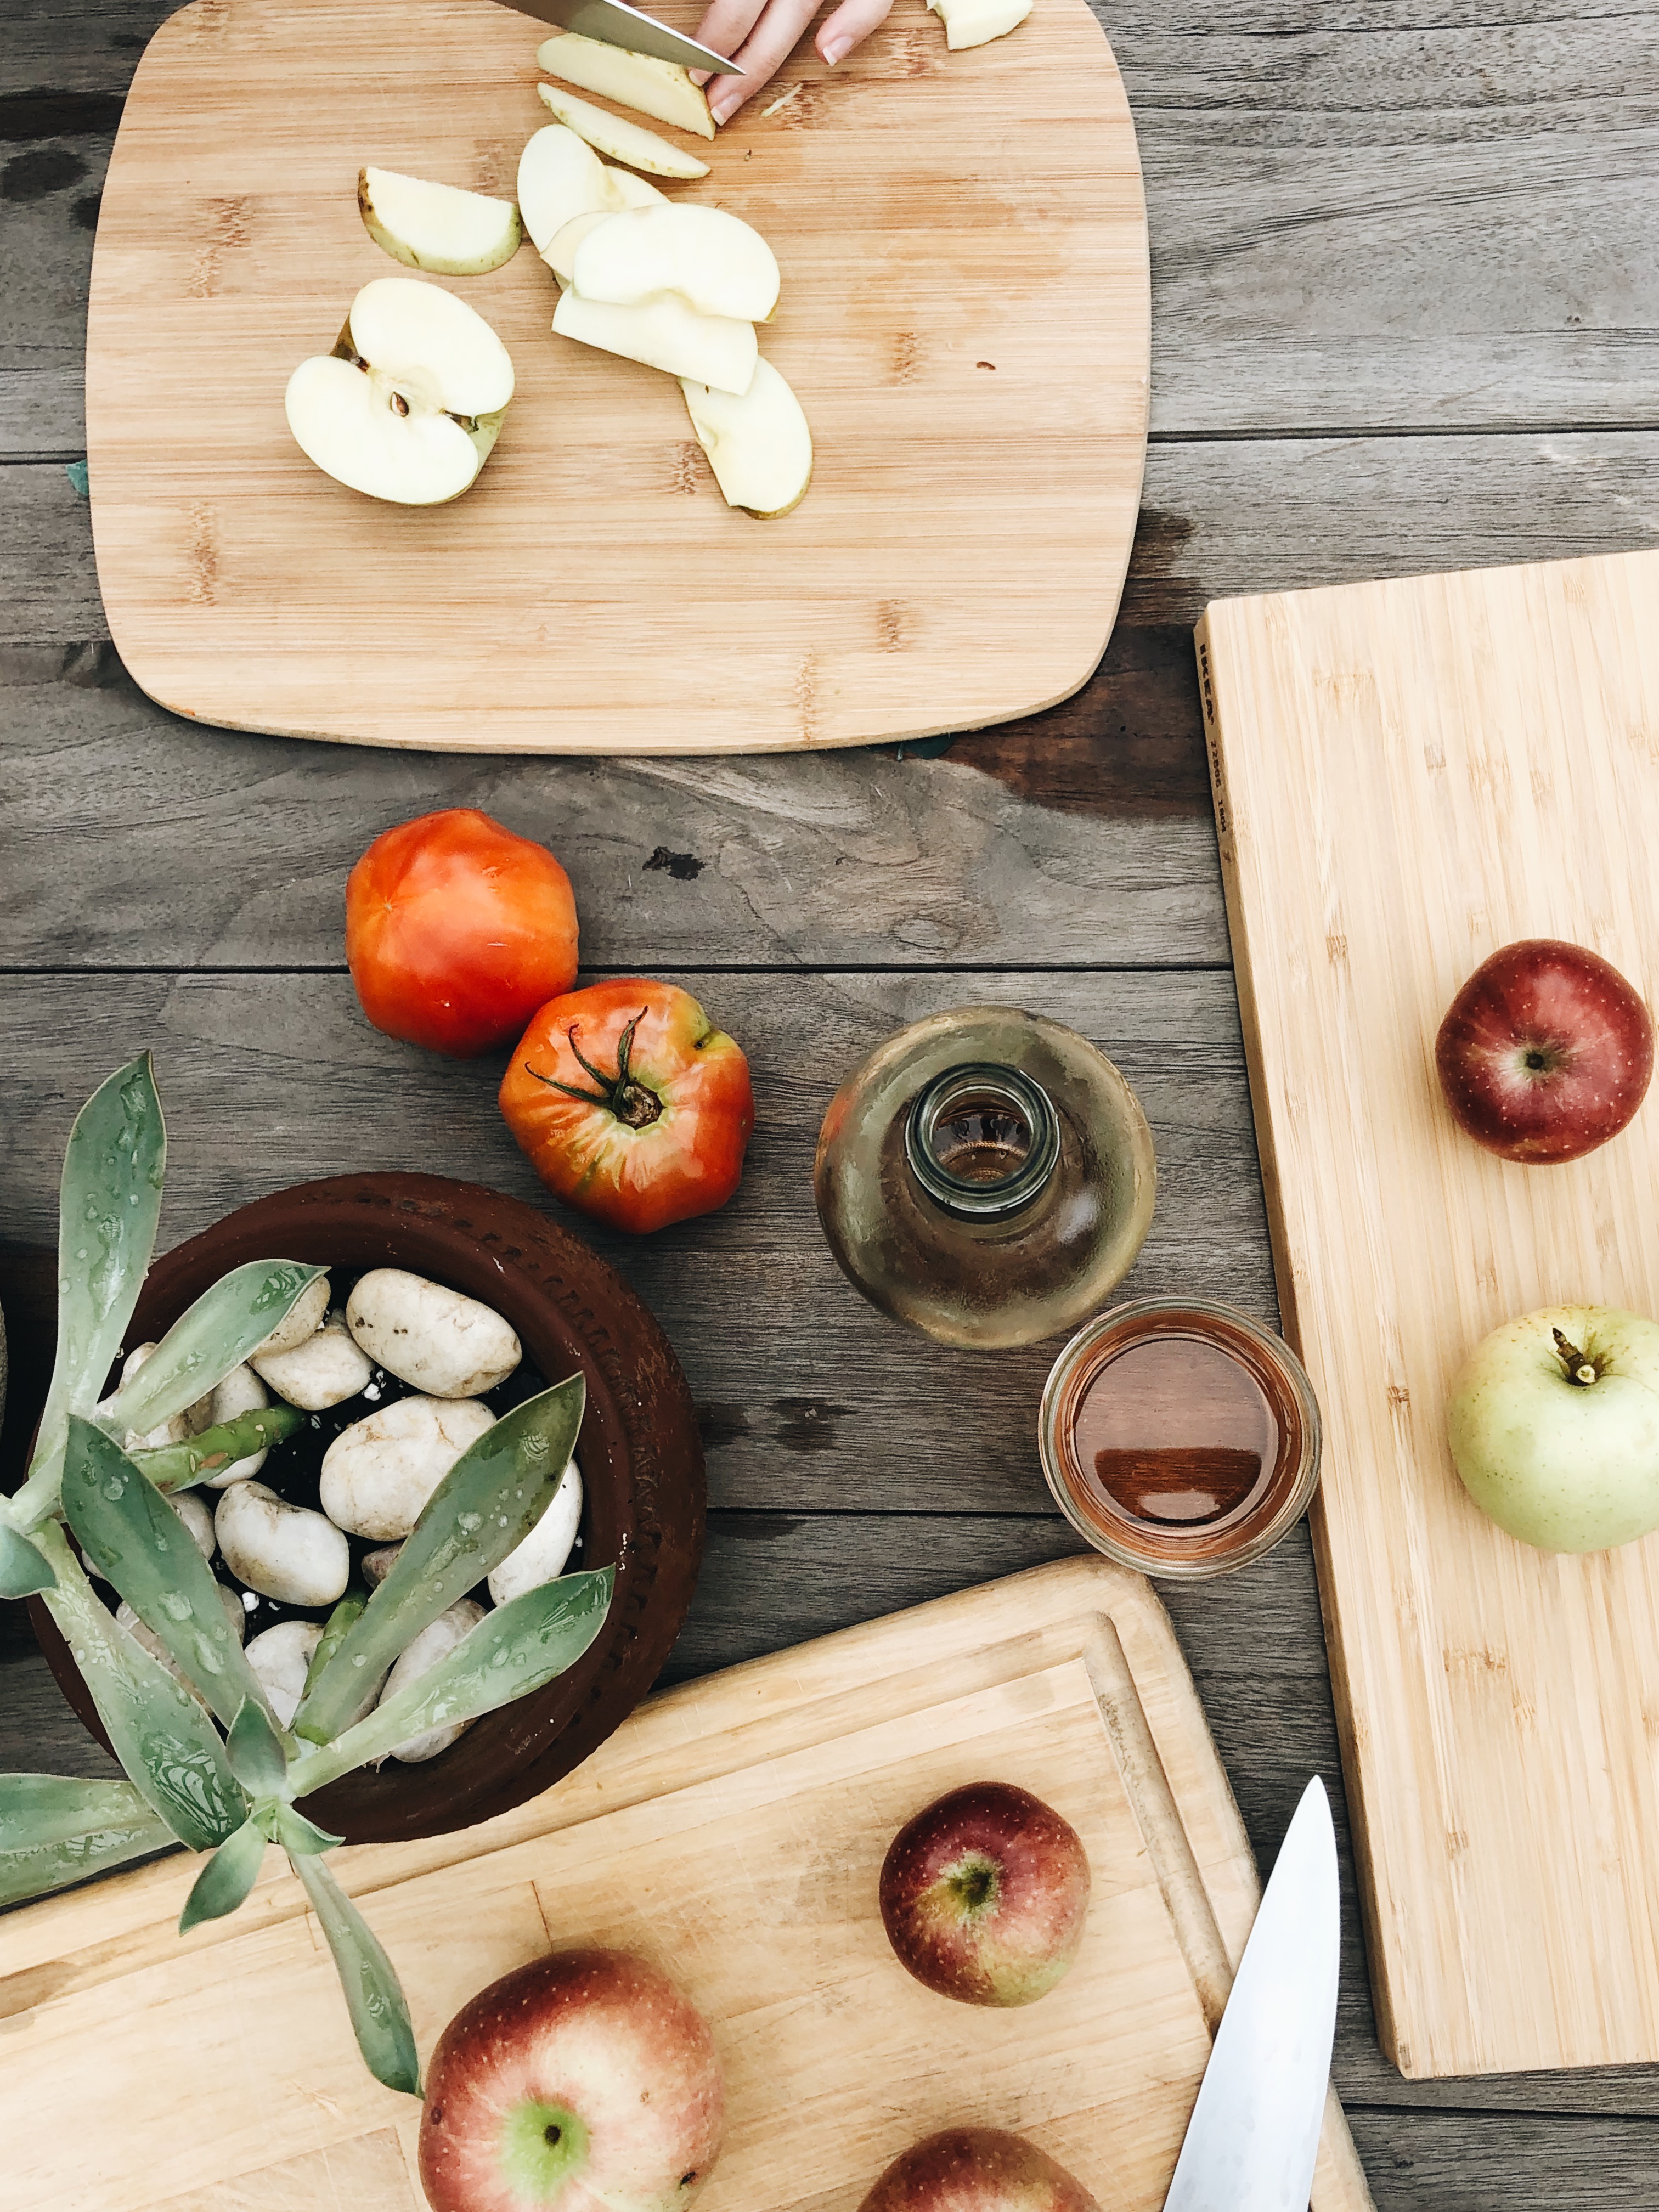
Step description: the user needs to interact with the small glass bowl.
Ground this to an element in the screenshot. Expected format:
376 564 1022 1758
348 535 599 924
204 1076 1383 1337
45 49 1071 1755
1039 1296 1322 1581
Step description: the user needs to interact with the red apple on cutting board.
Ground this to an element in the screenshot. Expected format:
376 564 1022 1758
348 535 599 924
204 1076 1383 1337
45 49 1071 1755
1434 939 1653 1164
418 1949 724 2212
858 2129 1102 2212
879 1781 1091 2006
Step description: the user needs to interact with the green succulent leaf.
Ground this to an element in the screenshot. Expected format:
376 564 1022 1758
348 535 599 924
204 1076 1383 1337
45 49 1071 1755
0 1774 174 1908
178 1813 270 1935
290 1566 614 1797
224 1697 290 1799
32 1522 247 1852
16 1055 166 1528
276 1804 345 1856
291 1852 421 2098
303 1588 368 1702
104 1259 326 1436
136 1405 303 1495
294 1375 586 1745
0 1523 58 1598
60 1418 276 1734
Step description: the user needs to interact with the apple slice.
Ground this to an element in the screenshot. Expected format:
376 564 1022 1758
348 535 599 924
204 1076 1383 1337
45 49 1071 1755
545 211 614 288
927 0 1033 46
357 166 521 274
537 83 710 179
285 277 514 505
516 124 612 253
608 163 668 210
553 289 756 396
681 358 812 518
536 30 715 139
573 203 780 323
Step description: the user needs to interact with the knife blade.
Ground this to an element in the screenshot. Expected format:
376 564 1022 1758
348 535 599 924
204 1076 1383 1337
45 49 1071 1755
1162 1776 1340 2212
497 0 743 77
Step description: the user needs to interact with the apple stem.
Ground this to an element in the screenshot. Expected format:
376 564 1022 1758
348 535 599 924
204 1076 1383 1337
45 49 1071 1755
1552 1327 1600 1386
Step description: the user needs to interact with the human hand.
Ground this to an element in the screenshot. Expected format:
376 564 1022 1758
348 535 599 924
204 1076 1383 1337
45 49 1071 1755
690 0 895 126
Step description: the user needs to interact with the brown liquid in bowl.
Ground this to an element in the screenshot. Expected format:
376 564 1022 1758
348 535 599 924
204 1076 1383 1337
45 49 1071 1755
1074 1335 1277 1530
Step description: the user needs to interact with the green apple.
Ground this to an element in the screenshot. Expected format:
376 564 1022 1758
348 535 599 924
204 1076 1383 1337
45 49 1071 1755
284 278 514 505
536 83 709 179
1446 1304 1659 1552
357 166 522 274
537 30 715 139
573 203 779 323
681 357 812 518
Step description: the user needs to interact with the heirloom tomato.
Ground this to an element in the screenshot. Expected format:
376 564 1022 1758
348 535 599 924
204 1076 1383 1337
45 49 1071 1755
346 809 578 1057
500 980 753 1234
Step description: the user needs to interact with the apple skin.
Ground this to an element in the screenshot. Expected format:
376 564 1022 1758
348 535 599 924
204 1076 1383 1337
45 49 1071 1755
1434 940 1653 1164
418 1949 724 2212
1446 1304 1659 1552
879 1781 1090 2007
857 2129 1101 2212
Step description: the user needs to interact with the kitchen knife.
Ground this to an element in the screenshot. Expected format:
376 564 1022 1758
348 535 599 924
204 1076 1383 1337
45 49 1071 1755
1163 1776 1340 2212
496 0 743 77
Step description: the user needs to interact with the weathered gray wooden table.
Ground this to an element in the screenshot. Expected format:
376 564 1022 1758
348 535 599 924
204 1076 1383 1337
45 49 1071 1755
5 1 1659 2199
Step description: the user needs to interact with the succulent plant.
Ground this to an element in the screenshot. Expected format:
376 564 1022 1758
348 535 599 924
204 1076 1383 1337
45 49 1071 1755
0 1058 612 2093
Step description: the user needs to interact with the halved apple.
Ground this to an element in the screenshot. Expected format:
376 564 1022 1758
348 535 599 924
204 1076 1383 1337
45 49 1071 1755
553 289 756 396
544 211 613 288
536 30 715 140
927 0 1032 47
357 166 522 274
572 203 779 323
285 278 514 505
536 83 710 179
681 357 812 518
516 126 665 254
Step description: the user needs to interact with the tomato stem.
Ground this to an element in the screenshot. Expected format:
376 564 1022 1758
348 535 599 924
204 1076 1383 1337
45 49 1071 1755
524 1009 662 1130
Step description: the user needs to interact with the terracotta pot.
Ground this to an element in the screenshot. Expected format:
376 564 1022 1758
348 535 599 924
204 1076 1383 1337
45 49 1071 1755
29 1173 705 1844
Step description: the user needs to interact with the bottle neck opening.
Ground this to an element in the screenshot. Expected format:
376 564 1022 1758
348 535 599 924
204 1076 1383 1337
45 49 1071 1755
903 1062 1061 1222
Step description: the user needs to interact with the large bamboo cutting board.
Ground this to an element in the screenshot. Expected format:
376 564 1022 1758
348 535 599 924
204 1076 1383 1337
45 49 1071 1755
82 0 1148 754
2 1560 1373 2211
1196 547 1659 2080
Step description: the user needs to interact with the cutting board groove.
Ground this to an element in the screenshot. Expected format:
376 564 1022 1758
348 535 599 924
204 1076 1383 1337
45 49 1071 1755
3 1560 1372 2210
83 0 1148 754
1197 546 1659 2080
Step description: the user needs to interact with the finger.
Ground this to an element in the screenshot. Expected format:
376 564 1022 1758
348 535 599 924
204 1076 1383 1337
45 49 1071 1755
706 0 822 122
815 0 893 65
689 0 769 83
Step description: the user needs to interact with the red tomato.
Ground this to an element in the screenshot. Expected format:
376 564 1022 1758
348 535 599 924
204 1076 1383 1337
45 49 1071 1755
500 980 754 1234
346 809 579 1058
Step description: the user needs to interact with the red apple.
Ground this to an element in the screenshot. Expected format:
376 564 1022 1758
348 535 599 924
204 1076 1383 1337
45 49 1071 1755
1434 939 1653 1164
879 1781 1090 2007
418 1949 724 2212
858 2129 1101 2212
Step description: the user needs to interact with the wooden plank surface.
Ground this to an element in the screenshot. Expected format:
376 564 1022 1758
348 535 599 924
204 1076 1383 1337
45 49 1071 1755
1200 546 1659 2080
82 0 1148 754
8 0 1659 2198
2 1559 1372 2212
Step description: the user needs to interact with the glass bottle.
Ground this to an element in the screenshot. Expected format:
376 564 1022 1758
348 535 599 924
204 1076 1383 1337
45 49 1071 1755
813 1006 1157 1350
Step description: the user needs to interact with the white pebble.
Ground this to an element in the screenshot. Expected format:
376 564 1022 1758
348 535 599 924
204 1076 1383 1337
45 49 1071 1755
379 1599 486 1763
253 1274 330 1359
487 1458 583 1607
252 1314 372 1412
215 1481 351 1607
171 1489 215 1562
244 1618 323 1728
319 1395 496 1541
345 1269 521 1400
362 1543 403 1588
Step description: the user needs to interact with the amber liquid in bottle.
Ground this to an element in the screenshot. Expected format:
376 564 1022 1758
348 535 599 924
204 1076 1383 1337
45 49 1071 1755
1070 1332 1279 1534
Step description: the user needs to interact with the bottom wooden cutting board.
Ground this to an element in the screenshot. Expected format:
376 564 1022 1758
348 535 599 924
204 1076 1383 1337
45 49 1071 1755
2 1560 1373 2210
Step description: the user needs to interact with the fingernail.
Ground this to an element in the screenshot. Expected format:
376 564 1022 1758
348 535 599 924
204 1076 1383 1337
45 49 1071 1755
710 91 740 122
689 66 711 84
822 35 851 63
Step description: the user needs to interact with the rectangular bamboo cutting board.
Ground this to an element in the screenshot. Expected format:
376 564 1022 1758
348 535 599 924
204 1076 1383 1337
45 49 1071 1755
2 1559 1373 2211
82 0 1149 754
1196 546 1659 2079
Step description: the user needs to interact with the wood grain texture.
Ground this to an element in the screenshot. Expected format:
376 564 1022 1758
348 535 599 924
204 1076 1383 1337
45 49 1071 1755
0 1558 1372 2212
82 0 1148 753
1199 545 1659 2079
